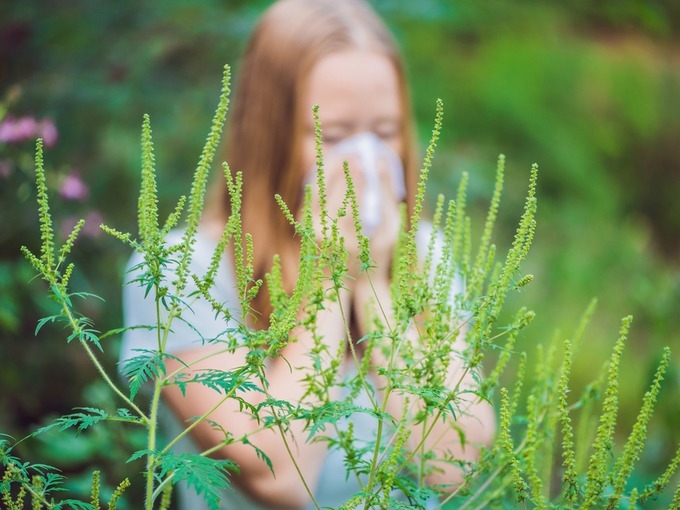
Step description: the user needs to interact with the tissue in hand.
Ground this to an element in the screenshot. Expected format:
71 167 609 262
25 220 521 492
312 131 405 237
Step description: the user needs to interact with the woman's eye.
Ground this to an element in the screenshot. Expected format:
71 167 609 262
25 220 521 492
373 122 400 141
323 134 343 145
376 130 398 141
322 128 349 146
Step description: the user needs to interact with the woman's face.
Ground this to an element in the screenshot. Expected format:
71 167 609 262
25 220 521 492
300 49 403 172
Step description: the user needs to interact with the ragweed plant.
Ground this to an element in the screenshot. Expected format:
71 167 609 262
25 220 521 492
3 65 679 509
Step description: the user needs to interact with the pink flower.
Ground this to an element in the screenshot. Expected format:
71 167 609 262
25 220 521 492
0 115 58 146
59 171 89 201
0 116 36 143
38 118 58 147
60 210 103 240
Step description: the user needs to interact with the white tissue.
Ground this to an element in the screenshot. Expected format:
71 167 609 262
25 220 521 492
309 132 405 237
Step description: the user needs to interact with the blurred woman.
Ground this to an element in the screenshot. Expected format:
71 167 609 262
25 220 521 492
121 0 495 508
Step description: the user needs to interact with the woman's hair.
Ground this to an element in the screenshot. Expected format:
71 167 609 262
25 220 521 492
205 0 418 327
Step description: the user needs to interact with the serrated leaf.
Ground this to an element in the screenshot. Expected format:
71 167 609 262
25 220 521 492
79 328 103 351
127 449 153 463
35 315 61 335
119 349 169 399
242 437 273 475
116 408 133 419
155 451 238 510
68 291 105 302
301 401 371 441
177 367 260 396
32 408 109 437
53 500 97 510
42 471 68 492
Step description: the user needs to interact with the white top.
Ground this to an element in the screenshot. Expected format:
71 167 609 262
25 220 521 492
120 224 455 509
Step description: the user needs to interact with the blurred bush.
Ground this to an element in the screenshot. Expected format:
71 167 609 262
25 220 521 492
1 0 678 503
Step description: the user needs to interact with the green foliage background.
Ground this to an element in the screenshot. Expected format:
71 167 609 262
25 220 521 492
1 0 679 505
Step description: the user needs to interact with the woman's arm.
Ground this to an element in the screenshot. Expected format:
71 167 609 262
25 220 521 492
121 223 352 509
160 284 350 509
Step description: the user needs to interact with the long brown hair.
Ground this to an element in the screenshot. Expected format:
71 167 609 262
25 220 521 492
205 0 418 327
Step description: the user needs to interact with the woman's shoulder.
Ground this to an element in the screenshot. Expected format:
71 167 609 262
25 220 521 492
120 224 241 361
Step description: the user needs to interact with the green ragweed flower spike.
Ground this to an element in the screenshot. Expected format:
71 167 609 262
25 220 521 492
175 64 231 294
35 139 54 273
138 113 159 251
108 478 131 510
607 346 671 508
499 387 529 502
583 315 632 508
90 470 101 509
638 441 680 503
469 154 504 298
312 104 330 242
394 98 443 321
558 340 579 503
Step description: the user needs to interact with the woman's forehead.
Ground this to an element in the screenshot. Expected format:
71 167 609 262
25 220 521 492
303 50 402 123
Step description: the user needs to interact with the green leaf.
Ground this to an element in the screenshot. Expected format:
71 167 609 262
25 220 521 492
99 326 130 340
155 451 238 510
119 349 170 399
301 401 373 441
175 368 260 397
116 408 134 419
32 408 109 437
79 328 103 351
53 500 98 509
126 449 151 463
35 314 61 335
242 437 273 475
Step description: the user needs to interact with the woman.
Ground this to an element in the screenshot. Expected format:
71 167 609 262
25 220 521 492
121 0 495 508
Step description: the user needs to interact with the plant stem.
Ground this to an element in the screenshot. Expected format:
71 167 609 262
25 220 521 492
57 294 149 422
359 272 400 509
453 436 530 510
145 380 163 510
79 339 149 421
144 281 176 510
